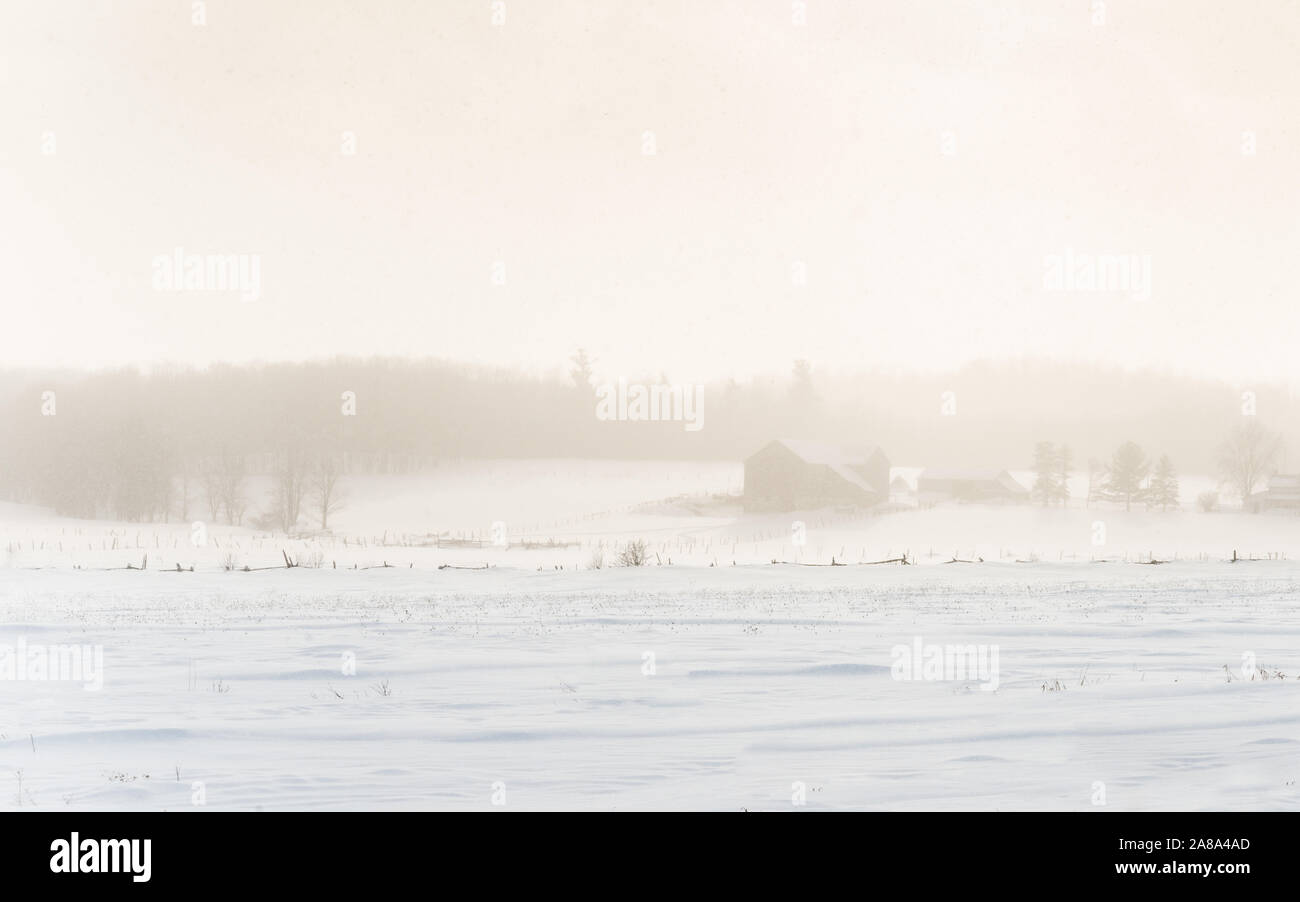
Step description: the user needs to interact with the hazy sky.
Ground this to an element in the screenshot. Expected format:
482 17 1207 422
2 0 1297 385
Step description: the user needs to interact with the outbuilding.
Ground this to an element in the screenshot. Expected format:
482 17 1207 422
916 468 1029 503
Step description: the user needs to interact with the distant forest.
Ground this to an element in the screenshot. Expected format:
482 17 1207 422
0 355 1294 522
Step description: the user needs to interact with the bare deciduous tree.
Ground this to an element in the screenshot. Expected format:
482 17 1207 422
173 464 195 522
270 447 310 533
217 452 248 525
310 454 347 530
1217 420 1282 507
201 459 223 521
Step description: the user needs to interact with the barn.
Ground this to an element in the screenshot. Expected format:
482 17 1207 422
916 468 1029 503
743 439 890 512
1248 474 1300 512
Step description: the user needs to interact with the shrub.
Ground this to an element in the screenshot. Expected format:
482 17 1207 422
616 539 648 567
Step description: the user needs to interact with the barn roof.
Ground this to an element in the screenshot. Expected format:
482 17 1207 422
1264 474 1300 501
769 438 885 466
918 468 1028 494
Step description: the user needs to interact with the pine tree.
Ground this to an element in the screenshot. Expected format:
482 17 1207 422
569 348 595 391
1031 441 1059 506
1104 441 1149 512
1055 444 1073 507
786 359 819 435
1148 455 1179 511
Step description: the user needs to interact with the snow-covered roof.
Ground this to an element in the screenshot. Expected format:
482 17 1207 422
917 468 1028 494
919 468 1008 480
771 439 884 466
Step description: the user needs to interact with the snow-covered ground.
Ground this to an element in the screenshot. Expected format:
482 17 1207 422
2 460 1298 811
2 562 1299 811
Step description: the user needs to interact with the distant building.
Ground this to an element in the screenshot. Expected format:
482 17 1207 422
916 468 1029 503
1248 474 1300 512
744 439 890 512
889 474 915 502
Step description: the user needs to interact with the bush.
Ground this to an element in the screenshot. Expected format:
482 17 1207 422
1197 491 1219 513
616 539 648 567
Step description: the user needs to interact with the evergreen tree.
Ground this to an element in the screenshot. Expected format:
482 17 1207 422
789 359 817 408
1104 441 1149 512
1031 441 1059 506
787 359 819 434
1055 444 1073 507
569 348 595 392
1148 455 1179 511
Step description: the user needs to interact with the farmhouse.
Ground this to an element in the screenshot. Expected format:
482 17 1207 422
1249 474 1300 512
744 439 890 512
916 468 1029 503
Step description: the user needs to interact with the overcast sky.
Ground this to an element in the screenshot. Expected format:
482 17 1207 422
1 0 1297 386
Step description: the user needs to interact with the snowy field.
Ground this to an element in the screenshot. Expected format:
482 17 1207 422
2 460 1299 811
3 563 1300 811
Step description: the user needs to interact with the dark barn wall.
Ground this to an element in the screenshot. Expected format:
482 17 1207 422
744 442 879 512
743 443 801 511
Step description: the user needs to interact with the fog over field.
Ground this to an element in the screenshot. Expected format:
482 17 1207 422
2 0 1298 815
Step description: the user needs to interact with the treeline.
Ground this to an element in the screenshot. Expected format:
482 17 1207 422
0 357 759 522
1032 440 1181 511
0 355 1294 523
1030 418 1288 512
